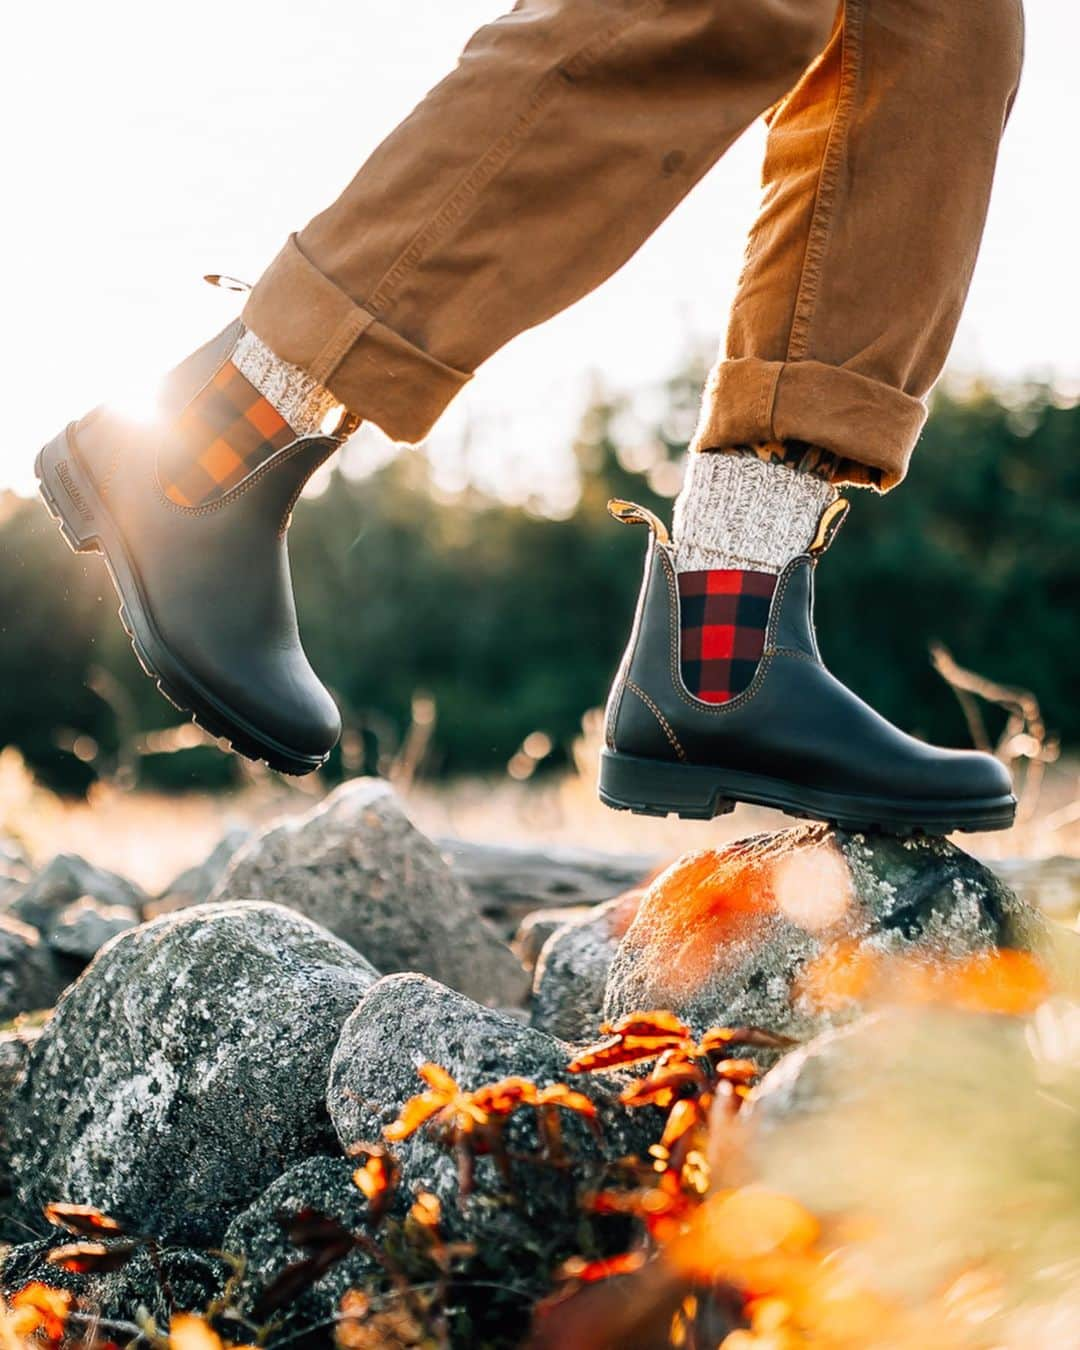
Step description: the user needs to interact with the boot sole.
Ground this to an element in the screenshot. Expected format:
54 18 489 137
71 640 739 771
598 749 1017 836
35 429 329 778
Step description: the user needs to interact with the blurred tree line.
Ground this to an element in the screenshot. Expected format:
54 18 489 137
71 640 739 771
0 369 1076 794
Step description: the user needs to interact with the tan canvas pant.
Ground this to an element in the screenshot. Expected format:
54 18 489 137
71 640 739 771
243 0 1023 489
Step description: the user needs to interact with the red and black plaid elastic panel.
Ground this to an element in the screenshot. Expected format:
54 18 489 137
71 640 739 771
160 361 296 507
678 568 777 703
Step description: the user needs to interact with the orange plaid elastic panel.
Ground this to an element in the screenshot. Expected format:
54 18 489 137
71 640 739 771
161 362 297 507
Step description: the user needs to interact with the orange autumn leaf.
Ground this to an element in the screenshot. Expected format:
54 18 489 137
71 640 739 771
470 1076 537 1115
721 1329 796 1349
339 1288 371 1319
169 1313 225 1350
571 1009 792 1075
336 1289 406 1350
42 1202 125 1237
568 1035 681 1073
908 949 1050 1016
604 1010 691 1039
534 1083 597 1118
795 941 880 1012
680 1148 712 1198
620 1061 707 1109
352 1147 397 1216
335 1295 425 1350
382 1064 464 1141
353 1162 387 1201
585 1169 698 1243
10 1282 71 1342
335 1288 372 1349
729 1249 918 1347
409 1191 442 1228
383 1089 449 1141
660 1098 704 1151
584 1189 635 1218
559 1250 648 1283
384 1064 590 1169
417 1062 457 1095
798 942 1051 1017
712 1059 760 1088
744 1294 793 1335
669 1188 820 1281
569 1010 695 1072
45 1239 138 1274
698 1027 797 1054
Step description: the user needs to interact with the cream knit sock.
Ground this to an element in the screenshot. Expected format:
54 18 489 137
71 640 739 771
673 451 836 574
232 329 345 438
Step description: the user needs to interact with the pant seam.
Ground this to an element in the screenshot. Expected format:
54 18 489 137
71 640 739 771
364 0 666 318
786 0 864 361
309 308 377 386
757 362 782 438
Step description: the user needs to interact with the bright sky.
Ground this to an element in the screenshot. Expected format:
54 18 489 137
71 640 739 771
3 1 1076 500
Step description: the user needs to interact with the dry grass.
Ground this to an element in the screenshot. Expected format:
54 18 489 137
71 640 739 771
1 707 1077 899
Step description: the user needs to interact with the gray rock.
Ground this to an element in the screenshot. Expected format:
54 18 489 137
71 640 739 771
213 781 527 1007
531 892 643 1042
0 837 29 879
9 901 379 1245
148 826 253 919
603 827 1050 1043
0 1027 41 1174
8 854 146 933
104 1246 232 1324
0 1238 84 1300
223 1156 380 1327
0 839 29 907
0 912 70 1022
46 897 140 962
440 837 658 935
514 905 592 971
986 855 1080 923
0 1027 38 1100
328 973 655 1311
744 1004 1080 1312
747 1017 879 1129
1 1237 230 1326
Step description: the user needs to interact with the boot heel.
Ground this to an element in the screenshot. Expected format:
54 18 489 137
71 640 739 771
35 431 102 554
598 750 736 821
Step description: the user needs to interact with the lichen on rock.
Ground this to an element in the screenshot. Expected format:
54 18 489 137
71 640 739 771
603 826 1050 1042
328 972 653 1323
530 891 642 1041
211 780 528 1007
8 900 379 1244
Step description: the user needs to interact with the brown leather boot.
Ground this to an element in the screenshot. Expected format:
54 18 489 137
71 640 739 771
600 500 1016 835
37 321 353 775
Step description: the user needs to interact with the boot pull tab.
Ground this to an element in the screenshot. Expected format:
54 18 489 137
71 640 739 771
607 499 671 546
204 274 252 292
808 496 850 556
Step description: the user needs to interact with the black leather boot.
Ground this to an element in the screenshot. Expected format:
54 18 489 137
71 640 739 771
36 321 351 776
599 499 1016 835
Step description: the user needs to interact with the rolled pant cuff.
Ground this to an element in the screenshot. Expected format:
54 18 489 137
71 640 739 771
242 234 472 443
690 357 928 489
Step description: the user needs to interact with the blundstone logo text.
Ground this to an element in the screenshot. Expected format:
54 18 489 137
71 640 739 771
56 461 94 522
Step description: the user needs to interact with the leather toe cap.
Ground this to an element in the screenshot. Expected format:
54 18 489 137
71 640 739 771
243 665 342 762
943 747 1014 803
282 681 342 761
175 639 342 765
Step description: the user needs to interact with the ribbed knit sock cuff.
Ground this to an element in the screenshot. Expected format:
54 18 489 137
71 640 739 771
232 329 344 438
673 451 837 574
